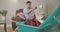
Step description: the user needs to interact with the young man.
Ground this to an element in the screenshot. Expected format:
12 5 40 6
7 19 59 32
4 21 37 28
23 1 40 26
23 1 36 20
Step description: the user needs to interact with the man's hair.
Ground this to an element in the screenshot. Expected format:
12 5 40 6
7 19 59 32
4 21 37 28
26 1 31 4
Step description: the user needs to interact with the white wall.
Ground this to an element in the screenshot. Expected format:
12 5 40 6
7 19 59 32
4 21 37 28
47 0 60 15
0 0 20 21
18 0 60 16
0 0 60 23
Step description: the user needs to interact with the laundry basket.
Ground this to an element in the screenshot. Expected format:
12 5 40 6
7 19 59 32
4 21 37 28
54 11 60 24
16 5 60 32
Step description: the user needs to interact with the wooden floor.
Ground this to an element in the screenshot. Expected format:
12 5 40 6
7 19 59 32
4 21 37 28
0 27 60 32
0 27 12 32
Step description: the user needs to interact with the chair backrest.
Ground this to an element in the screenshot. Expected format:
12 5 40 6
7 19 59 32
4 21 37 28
0 14 2 23
39 5 60 29
0 10 7 23
16 9 23 15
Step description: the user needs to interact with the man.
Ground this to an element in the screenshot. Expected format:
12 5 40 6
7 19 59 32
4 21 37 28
23 1 36 20
23 1 41 26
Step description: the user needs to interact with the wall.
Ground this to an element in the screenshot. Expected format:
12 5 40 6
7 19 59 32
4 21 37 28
0 0 20 21
47 0 60 15
18 0 60 16
0 0 60 24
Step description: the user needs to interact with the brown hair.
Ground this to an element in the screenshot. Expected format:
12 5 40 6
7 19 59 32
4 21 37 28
16 9 23 15
26 1 31 4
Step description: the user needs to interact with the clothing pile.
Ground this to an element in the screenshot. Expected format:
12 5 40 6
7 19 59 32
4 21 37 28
26 17 41 27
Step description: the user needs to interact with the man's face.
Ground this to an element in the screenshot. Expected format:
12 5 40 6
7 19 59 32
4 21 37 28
26 3 31 8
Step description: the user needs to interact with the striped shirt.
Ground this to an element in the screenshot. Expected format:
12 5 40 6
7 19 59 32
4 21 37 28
23 7 35 20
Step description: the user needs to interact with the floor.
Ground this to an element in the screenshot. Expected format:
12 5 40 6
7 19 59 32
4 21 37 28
0 26 60 32
58 29 60 32
0 27 12 32
0 24 12 32
0 22 60 32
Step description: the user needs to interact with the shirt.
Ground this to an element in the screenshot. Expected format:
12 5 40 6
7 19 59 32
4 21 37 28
23 7 35 20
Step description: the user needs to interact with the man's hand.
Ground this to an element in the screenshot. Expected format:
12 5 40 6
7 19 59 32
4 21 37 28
28 7 37 14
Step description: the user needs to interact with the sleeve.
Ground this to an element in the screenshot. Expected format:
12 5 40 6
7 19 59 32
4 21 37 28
23 8 29 20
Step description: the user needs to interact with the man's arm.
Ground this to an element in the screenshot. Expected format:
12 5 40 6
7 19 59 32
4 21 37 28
19 15 25 20
28 7 37 14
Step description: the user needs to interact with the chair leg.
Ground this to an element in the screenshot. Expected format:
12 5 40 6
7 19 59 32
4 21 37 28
4 23 6 32
12 22 17 30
